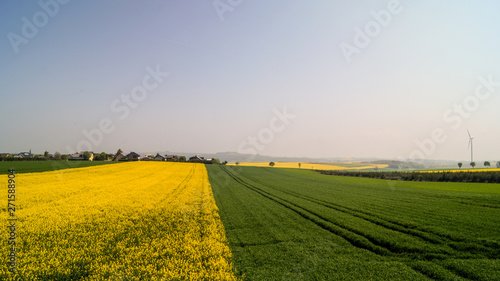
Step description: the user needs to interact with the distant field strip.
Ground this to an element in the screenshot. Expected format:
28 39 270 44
1 162 237 280
0 161 121 174
418 168 500 173
207 165 500 280
319 169 500 185
229 162 387 170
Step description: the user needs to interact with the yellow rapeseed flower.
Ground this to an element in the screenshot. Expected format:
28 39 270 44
1 162 237 280
229 161 387 170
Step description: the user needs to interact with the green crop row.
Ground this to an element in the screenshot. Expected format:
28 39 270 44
207 165 500 280
0 161 121 174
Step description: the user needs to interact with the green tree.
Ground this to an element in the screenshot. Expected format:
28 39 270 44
470 161 476 168
298 163 301 169
458 162 462 169
83 151 92 161
44 151 50 158
235 162 240 165
269 162 275 167
93 152 107 161
211 158 221 164
61 154 69 161
114 149 123 161
484 161 491 167
54 152 62 160
179 156 187 162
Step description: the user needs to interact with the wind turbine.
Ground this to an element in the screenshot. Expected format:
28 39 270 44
467 130 474 163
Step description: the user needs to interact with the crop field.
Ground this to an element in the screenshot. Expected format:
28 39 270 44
207 165 500 280
418 168 500 173
228 162 387 170
0 161 120 175
1 162 236 280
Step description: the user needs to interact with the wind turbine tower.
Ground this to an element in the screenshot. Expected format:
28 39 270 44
467 130 474 163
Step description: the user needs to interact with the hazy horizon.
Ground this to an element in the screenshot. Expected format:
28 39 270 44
2 1 499 162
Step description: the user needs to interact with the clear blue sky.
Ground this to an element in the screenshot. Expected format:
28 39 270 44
1 0 499 161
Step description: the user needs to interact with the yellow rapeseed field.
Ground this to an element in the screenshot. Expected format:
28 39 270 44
1 162 237 280
229 162 387 170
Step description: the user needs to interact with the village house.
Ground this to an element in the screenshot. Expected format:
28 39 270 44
126 152 140 161
69 152 94 161
114 153 126 161
10 151 33 159
166 155 180 162
20 151 33 158
142 154 155 161
188 155 204 162
154 154 166 161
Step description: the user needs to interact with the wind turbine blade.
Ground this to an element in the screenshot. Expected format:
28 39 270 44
467 129 471 139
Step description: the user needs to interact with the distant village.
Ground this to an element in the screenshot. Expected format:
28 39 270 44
0 150 225 164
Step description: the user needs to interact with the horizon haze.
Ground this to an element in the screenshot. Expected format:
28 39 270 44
1 1 499 162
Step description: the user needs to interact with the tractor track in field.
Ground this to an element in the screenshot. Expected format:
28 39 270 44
220 167 394 256
244 173 448 244
221 166 442 257
219 166 490 280
241 168 500 260
156 164 197 206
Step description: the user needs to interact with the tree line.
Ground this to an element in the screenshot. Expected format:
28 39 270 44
457 161 500 169
0 149 228 164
